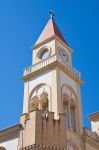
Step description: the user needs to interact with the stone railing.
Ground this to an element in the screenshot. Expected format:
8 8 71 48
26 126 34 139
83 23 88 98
24 54 57 76
83 127 99 142
23 54 81 79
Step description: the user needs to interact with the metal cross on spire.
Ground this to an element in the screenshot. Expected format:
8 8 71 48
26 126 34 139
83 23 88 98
49 10 54 19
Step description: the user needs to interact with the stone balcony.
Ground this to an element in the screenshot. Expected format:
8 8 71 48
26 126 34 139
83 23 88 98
23 54 81 80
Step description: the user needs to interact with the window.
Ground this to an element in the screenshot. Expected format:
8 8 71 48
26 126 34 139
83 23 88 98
39 49 49 60
71 106 76 131
30 92 48 111
66 111 69 128
29 84 49 112
62 85 77 131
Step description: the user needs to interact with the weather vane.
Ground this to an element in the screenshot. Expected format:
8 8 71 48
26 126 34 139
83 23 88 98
49 10 54 19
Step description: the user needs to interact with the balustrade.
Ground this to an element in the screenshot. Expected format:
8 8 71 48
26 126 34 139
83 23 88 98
23 54 81 79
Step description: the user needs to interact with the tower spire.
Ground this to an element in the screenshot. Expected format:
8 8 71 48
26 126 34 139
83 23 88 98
35 13 68 46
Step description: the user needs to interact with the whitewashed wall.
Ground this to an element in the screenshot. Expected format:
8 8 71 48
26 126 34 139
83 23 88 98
0 133 19 150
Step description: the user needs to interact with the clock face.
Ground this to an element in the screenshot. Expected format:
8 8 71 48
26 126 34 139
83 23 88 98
59 49 68 62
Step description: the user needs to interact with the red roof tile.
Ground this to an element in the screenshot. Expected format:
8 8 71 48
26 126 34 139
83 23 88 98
35 18 68 45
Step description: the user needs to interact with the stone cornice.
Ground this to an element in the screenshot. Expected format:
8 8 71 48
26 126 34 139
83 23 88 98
89 112 99 121
0 124 22 138
32 35 72 53
19 144 66 150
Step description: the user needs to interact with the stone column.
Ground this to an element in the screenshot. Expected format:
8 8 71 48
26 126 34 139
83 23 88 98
68 101 72 129
75 107 78 131
38 101 41 110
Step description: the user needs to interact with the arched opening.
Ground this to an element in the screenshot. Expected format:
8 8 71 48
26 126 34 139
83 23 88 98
29 84 50 112
63 93 69 128
70 105 76 131
62 85 77 131
40 92 48 111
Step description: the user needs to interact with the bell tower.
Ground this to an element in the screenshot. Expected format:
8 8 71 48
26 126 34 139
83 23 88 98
22 14 83 134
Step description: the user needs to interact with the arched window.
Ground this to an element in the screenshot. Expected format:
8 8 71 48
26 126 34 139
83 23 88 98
29 84 50 111
63 93 69 128
39 49 49 60
62 85 77 131
70 105 76 131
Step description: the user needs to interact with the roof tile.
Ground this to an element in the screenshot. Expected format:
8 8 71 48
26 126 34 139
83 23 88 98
35 18 68 45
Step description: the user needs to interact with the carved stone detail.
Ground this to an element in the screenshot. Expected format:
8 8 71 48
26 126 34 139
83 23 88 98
30 89 48 111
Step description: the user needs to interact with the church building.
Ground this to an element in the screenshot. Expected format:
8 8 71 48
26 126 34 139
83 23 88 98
0 13 99 150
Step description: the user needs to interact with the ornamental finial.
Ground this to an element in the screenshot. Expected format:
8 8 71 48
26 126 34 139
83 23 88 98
49 10 54 19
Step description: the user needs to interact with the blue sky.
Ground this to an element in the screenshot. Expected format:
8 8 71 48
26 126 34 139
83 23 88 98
0 0 99 129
